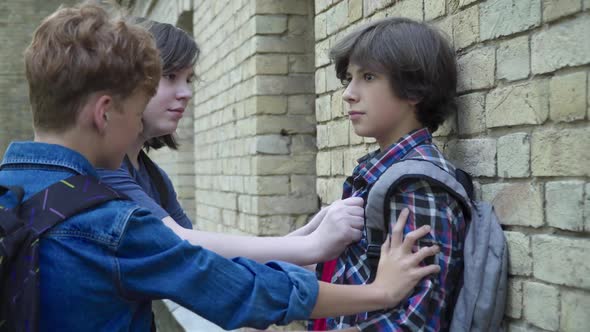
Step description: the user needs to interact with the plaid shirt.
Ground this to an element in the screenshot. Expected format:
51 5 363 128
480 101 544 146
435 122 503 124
312 128 467 332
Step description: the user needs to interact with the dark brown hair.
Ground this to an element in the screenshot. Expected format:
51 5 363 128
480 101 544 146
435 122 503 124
139 19 200 151
331 17 457 132
24 3 161 132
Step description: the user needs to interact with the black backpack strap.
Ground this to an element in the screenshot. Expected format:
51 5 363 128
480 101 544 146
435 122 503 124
0 175 126 332
139 151 169 209
455 168 475 201
0 186 26 237
365 228 384 283
0 185 24 205
18 175 127 235
126 151 169 210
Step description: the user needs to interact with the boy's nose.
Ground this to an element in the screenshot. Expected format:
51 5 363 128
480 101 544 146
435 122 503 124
177 84 193 100
342 85 358 104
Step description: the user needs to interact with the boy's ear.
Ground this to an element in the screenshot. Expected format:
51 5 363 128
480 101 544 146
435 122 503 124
91 95 115 134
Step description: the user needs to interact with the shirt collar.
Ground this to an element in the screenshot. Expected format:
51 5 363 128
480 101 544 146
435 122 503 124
1 141 99 178
354 128 432 185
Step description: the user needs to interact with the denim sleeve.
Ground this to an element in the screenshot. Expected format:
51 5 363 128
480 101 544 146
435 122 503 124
115 209 319 330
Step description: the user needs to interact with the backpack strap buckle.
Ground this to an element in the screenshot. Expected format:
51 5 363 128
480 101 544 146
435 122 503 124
365 227 385 259
365 227 384 283
365 244 381 283
366 244 381 259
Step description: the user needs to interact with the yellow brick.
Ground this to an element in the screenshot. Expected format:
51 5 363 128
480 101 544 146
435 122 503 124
255 15 287 34
255 55 288 74
523 281 560 331
453 4 479 50
497 133 530 178
561 290 590 332
531 15 590 74
531 128 590 176
543 0 581 22
549 71 587 122
486 80 549 128
385 0 423 21
457 47 495 92
497 35 530 81
327 119 350 147
348 0 363 23
457 92 486 135
481 182 544 227
533 235 590 290
425 0 445 21
326 0 349 35
504 232 532 276
506 278 523 319
480 0 541 40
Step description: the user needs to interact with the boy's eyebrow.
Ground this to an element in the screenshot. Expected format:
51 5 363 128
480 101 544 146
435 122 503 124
346 65 362 75
347 63 374 74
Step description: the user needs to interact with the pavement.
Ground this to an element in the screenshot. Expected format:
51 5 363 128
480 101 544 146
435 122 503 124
155 300 238 332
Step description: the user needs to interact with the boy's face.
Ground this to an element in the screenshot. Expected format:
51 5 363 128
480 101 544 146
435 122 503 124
342 63 418 148
141 66 194 140
100 90 150 169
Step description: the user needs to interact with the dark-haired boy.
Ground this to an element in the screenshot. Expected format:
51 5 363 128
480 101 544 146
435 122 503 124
313 17 467 332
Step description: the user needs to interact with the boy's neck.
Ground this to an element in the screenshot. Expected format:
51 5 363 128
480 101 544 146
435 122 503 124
34 129 101 168
376 120 423 151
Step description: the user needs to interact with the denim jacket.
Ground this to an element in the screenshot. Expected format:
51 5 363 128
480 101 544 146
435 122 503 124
0 142 318 331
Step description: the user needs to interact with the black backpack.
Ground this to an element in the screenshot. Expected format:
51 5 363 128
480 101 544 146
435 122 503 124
0 175 125 332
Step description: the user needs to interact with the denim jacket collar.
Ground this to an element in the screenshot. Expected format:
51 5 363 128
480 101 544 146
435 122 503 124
1 141 98 178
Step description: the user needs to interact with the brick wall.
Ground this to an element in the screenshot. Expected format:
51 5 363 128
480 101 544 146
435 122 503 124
187 0 317 235
0 0 77 156
315 0 589 331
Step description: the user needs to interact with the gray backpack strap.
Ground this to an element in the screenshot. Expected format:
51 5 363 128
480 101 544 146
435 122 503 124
365 159 508 332
365 159 471 244
364 159 472 283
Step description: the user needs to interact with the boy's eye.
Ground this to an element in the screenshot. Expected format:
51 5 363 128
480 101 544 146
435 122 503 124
164 73 176 80
187 75 195 84
364 73 375 81
341 77 351 87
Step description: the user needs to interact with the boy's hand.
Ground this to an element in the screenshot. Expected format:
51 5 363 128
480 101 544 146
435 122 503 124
309 197 364 261
371 208 441 307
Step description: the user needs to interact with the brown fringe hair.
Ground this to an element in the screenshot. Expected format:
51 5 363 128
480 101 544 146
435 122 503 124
24 3 161 132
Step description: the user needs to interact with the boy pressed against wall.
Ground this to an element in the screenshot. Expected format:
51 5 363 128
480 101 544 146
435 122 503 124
0 5 441 331
313 18 467 332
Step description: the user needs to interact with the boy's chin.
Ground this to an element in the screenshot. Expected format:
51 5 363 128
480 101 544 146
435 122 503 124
351 129 371 139
146 127 176 139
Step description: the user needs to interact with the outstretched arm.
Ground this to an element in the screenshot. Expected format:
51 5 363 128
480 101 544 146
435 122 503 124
164 197 365 265
99 163 364 265
242 209 440 332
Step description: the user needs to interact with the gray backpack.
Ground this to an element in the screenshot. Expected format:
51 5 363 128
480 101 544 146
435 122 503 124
365 159 508 332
